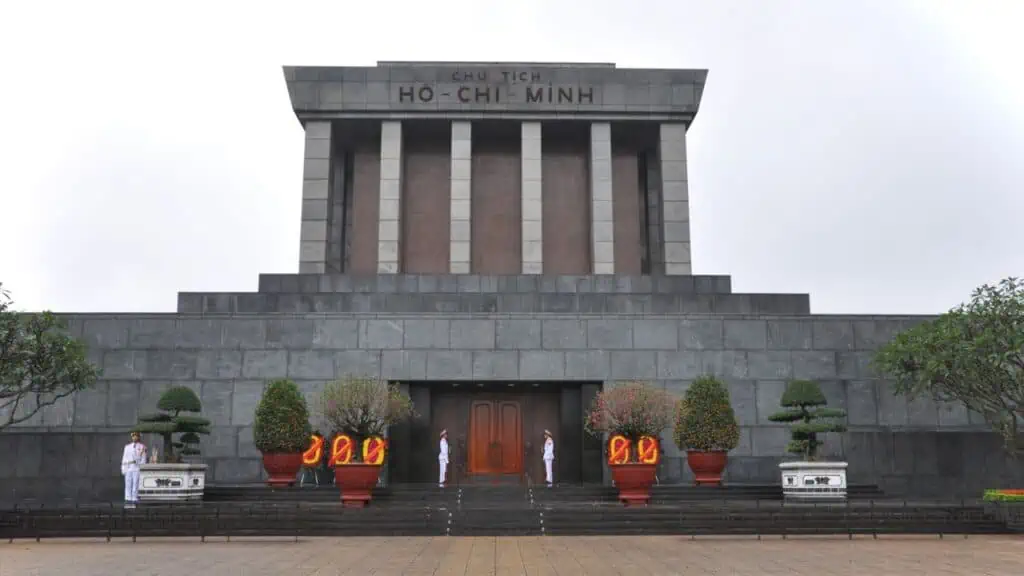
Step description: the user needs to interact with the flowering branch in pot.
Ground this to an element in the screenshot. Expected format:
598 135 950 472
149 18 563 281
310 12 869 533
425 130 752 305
584 381 676 505
317 376 415 463
584 381 676 462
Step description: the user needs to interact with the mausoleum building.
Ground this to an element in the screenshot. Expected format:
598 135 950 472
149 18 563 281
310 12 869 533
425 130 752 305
2 62 1018 502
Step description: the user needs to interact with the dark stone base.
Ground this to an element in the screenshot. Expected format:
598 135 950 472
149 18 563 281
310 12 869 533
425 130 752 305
3 429 1021 504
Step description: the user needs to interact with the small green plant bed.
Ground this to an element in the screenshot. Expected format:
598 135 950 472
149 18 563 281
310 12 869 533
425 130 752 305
983 489 1024 502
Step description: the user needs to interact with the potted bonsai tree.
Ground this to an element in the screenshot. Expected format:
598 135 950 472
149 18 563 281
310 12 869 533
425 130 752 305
674 375 740 486
585 381 676 505
134 386 211 501
768 379 848 500
253 379 313 487
318 376 414 507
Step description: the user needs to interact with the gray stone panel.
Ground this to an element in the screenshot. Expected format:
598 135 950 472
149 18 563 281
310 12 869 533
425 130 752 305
472 351 519 379
846 380 879 426
632 319 677 350
520 351 565 380
565 351 611 380
586 319 633 349
177 290 809 315
17 309 988 500
196 350 243 379
450 320 495 349
334 350 382 378
381 351 428 380
426 351 473 380
723 320 767 350
242 350 288 379
106 381 140 426
231 381 264 426
542 320 588 350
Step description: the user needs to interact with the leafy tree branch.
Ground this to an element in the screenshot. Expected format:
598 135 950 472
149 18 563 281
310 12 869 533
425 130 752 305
0 283 100 429
873 277 1024 454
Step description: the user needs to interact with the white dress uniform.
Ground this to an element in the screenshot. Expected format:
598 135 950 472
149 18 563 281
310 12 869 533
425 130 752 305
121 440 146 506
543 432 555 486
438 432 449 487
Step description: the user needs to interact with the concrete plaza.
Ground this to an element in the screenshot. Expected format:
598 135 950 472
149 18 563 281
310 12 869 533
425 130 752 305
1 535 1022 575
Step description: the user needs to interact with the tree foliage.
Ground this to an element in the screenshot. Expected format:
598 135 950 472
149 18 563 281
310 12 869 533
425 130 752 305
254 379 312 454
767 379 846 461
584 380 677 441
318 377 414 461
673 375 740 452
135 386 211 462
0 284 100 430
873 277 1024 454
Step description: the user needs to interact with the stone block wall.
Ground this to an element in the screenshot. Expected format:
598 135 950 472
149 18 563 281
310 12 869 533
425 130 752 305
2 306 1017 502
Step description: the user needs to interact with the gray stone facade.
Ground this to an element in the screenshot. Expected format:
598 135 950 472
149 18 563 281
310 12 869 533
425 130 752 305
2 274 1020 502
3 62 1015 503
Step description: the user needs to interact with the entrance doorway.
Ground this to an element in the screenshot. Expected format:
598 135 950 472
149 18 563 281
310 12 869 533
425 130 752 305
468 400 523 476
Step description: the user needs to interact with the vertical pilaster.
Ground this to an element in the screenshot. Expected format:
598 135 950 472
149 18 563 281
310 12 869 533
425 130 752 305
589 122 614 274
299 121 331 273
377 121 403 273
450 121 472 274
658 123 691 275
644 150 664 275
521 122 543 274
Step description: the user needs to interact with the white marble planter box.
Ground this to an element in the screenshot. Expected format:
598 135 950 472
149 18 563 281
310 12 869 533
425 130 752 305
138 463 207 502
779 461 847 500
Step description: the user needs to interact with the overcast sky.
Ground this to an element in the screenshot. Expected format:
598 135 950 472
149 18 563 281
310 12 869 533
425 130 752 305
1 0 1021 315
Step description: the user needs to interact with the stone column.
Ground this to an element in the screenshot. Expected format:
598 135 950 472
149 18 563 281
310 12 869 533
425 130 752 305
659 123 691 275
450 121 472 274
589 122 614 274
377 121 403 273
521 122 543 274
299 121 331 273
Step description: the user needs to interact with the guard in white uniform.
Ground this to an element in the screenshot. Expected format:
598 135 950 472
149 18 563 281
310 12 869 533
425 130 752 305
543 429 555 487
120 431 147 508
438 429 449 487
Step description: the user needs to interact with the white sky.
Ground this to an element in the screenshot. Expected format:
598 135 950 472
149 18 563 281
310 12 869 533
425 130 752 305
1 0 1021 314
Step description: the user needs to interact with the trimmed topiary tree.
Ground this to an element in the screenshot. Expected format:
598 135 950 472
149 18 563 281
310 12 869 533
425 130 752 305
674 375 740 453
674 375 741 486
254 379 312 454
135 386 211 463
768 379 847 461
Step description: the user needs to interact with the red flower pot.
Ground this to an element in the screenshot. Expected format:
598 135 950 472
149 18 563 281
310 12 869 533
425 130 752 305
687 450 728 486
262 453 303 487
334 464 382 508
609 463 657 506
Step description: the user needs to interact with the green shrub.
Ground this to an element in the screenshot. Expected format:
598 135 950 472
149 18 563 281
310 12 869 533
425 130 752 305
254 379 312 453
768 379 847 461
674 375 740 452
135 386 211 462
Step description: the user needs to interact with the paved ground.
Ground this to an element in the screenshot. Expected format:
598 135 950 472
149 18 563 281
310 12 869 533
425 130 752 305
1 535 1022 575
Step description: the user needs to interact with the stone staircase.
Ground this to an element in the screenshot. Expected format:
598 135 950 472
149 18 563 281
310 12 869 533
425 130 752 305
2 483 1011 540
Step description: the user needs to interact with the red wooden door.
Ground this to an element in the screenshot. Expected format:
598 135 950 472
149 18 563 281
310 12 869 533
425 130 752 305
499 401 522 474
469 400 522 475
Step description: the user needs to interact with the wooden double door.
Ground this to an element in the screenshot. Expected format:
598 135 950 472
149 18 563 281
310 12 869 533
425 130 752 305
468 400 523 475
430 387 560 484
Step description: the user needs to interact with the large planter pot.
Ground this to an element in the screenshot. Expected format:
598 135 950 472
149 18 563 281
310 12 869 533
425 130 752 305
609 463 657 506
779 461 847 500
138 463 207 502
687 450 728 486
334 464 382 508
262 453 303 487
